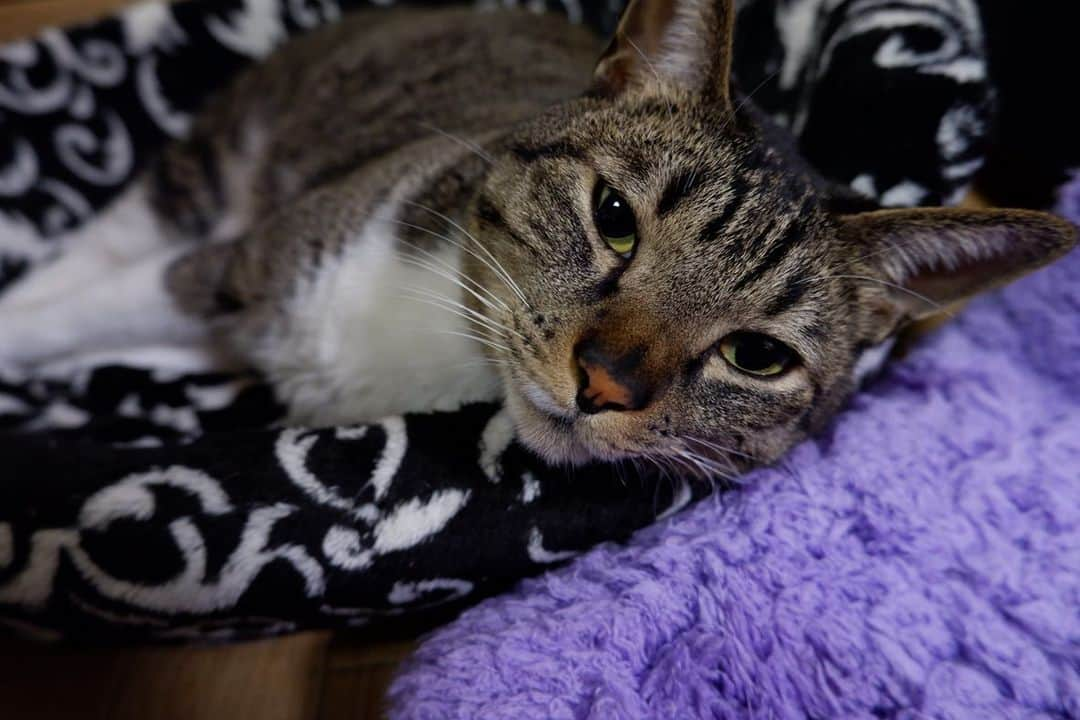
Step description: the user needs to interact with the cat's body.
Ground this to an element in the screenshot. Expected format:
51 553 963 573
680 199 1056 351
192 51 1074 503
0 0 1074 470
1 9 599 421
156 8 606 424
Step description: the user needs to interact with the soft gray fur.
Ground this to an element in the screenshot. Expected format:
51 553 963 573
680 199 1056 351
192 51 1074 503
5 0 1077 472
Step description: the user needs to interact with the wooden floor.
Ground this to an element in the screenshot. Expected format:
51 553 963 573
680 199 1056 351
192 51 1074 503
1 2 415 718
0 0 153 41
0 633 416 720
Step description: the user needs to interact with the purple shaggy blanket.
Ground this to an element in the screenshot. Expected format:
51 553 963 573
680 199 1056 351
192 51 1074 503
388 181 1080 719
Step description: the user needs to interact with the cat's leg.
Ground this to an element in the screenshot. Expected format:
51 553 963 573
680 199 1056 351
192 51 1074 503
0 181 179 310
0 246 209 367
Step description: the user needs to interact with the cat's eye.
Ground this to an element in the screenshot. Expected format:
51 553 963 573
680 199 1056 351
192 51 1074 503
719 332 796 377
593 183 637 258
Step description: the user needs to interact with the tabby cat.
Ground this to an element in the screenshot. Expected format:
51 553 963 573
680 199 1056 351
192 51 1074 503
0 0 1074 469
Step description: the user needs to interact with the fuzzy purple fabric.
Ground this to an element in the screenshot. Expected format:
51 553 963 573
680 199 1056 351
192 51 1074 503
388 181 1080 719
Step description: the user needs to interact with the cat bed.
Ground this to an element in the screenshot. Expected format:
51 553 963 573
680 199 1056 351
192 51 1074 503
0 0 1021 646
389 177 1080 718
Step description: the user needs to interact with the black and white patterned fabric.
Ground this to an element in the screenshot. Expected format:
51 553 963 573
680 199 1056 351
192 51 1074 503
0 0 996 641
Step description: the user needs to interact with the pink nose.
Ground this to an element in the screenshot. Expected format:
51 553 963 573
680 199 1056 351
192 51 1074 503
577 360 635 413
573 338 651 414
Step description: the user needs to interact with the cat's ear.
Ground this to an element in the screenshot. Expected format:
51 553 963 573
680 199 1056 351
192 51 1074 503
840 207 1077 342
592 0 736 102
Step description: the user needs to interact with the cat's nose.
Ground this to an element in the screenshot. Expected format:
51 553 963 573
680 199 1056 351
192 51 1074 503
574 339 650 414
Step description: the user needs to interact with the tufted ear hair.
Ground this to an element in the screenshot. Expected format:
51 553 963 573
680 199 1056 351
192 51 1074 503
591 0 736 104
840 207 1078 342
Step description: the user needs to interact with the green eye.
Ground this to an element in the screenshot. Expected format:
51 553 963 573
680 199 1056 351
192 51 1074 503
594 183 637 258
719 332 797 377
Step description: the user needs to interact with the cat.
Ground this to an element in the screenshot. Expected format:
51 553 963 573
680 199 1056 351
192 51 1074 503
0 0 1074 470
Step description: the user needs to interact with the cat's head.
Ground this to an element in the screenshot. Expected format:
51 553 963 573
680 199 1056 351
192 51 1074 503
465 0 1077 469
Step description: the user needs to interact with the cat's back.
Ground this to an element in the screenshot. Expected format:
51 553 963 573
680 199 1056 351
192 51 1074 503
268 7 602 176
244 7 601 132
154 8 601 236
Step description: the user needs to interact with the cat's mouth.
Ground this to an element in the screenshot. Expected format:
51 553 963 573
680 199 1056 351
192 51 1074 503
503 376 639 465
518 379 577 423
504 374 748 476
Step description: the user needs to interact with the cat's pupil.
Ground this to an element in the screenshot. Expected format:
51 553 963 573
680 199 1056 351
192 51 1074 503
737 340 776 370
731 333 791 372
595 186 635 239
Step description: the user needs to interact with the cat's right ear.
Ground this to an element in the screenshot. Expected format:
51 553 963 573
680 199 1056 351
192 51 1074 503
592 0 736 104
840 207 1078 343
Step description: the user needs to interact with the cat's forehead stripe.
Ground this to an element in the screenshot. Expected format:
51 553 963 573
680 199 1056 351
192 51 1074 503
695 185 746 245
797 318 830 344
476 192 546 259
474 193 505 227
731 220 797 290
656 167 710 218
763 274 810 317
731 198 811 291
510 139 585 164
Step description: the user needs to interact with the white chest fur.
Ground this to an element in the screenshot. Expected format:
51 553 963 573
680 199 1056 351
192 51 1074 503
254 209 503 425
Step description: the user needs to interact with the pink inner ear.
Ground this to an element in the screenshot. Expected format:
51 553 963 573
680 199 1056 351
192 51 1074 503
619 0 680 56
844 207 1077 324
880 244 1043 324
906 271 967 309
900 221 1074 313
591 0 736 101
592 0 679 94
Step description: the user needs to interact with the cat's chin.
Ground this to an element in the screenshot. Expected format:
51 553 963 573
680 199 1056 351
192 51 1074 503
502 382 633 467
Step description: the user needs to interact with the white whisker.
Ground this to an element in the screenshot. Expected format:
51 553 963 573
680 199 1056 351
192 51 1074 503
357 212 512 312
625 37 675 125
399 222 522 311
686 451 739 482
396 234 509 304
401 283 518 334
823 273 950 316
399 293 507 340
397 255 507 314
728 68 780 122
405 201 532 308
416 121 495 164
663 451 698 479
446 358 510 371
681 450 717 479
401 286 508 332
382 223 512 311
436 329 513 354
683 436 755 463
664 445 740 485
401 286 524 340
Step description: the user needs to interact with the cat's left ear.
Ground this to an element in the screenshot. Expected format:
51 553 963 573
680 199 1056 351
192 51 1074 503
840 207 1077 342
592 0 736 103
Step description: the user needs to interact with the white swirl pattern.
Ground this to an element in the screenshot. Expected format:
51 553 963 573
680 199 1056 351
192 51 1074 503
0 137 37 197
208 0 290 58
41 31 128 88
37 178 93 235
0 466 325 612
0 42 75 115
136 55 192 138
55 111 134 186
